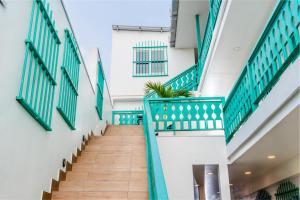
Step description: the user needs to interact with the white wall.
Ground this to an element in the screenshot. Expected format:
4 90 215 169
80 47 99 91
110 29 195 109
157 136 231 200
0 1 112 200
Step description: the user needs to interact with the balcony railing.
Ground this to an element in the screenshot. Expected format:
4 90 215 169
198 0 222 81
223 0 300 143
143 99 168 199
146 0 222 100
146 63 199 99
112 110 143 125
148 97 224 132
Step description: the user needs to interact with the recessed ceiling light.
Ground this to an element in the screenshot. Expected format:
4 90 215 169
267 155 276 159
244 171 252 175
207 172 214 175
233 47 241 51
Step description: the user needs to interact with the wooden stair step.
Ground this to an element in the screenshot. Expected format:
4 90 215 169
51 125 148 200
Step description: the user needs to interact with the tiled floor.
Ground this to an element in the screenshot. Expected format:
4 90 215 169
52 125 148 200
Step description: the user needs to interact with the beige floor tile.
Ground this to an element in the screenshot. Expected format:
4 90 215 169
59 181 84 191
84 180 129 192
52 191 78 200
53 125 149 197
128 191 148 200
78 191 127 200
129 180 148 192
87 170 130 181
66 171 88 181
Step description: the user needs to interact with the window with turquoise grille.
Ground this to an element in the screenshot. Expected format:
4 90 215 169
133 41 168 77
16 0 61 131
57 29 80 130
96 61 104 120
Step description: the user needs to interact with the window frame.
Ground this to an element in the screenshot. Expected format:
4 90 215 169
132 41 168 77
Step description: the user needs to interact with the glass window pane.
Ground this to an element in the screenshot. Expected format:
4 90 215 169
136 49 149 62
151 49 164 61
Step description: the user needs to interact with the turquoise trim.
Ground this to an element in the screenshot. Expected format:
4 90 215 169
96 61 104 120
197 0 222 82
143 98 169 199
224 0 300 143
132 40 168 77
112 110 143 125
195 15 201 60
146 63 199 99
149 97 225 132
16 0 60 131
57 29 80 130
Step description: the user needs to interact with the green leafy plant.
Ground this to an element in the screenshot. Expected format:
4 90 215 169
145 81 192 98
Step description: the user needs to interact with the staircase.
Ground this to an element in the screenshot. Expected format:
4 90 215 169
52 125 148 200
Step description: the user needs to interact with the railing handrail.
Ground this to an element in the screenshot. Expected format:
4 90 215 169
143 98 169 199
163 63 198 86
198 0 222 79
149 96 225 103
112 110 143 113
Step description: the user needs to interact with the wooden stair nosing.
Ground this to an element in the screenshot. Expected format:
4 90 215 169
42 191 52 200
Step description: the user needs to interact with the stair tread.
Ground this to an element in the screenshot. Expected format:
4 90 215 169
52 125 148 199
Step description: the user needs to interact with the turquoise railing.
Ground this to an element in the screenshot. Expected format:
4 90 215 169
112 110 143 125
146 63 199 99
143 98 169 200
146 0 222 99
197 0 222 80
149 97 224 132
141 2 223 194
223 0 300 143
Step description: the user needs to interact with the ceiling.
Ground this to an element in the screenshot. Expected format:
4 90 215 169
200 0 276 97
228 106 300 189
175 0 209 48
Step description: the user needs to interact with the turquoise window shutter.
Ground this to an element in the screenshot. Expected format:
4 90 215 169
57 29 80 130
96 61 104 120
133 41 168 77
16 0 61 131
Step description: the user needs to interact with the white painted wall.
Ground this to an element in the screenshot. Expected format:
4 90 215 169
0 1 112 200
110 29 195 109
157 136 231 200
80 47 99 91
